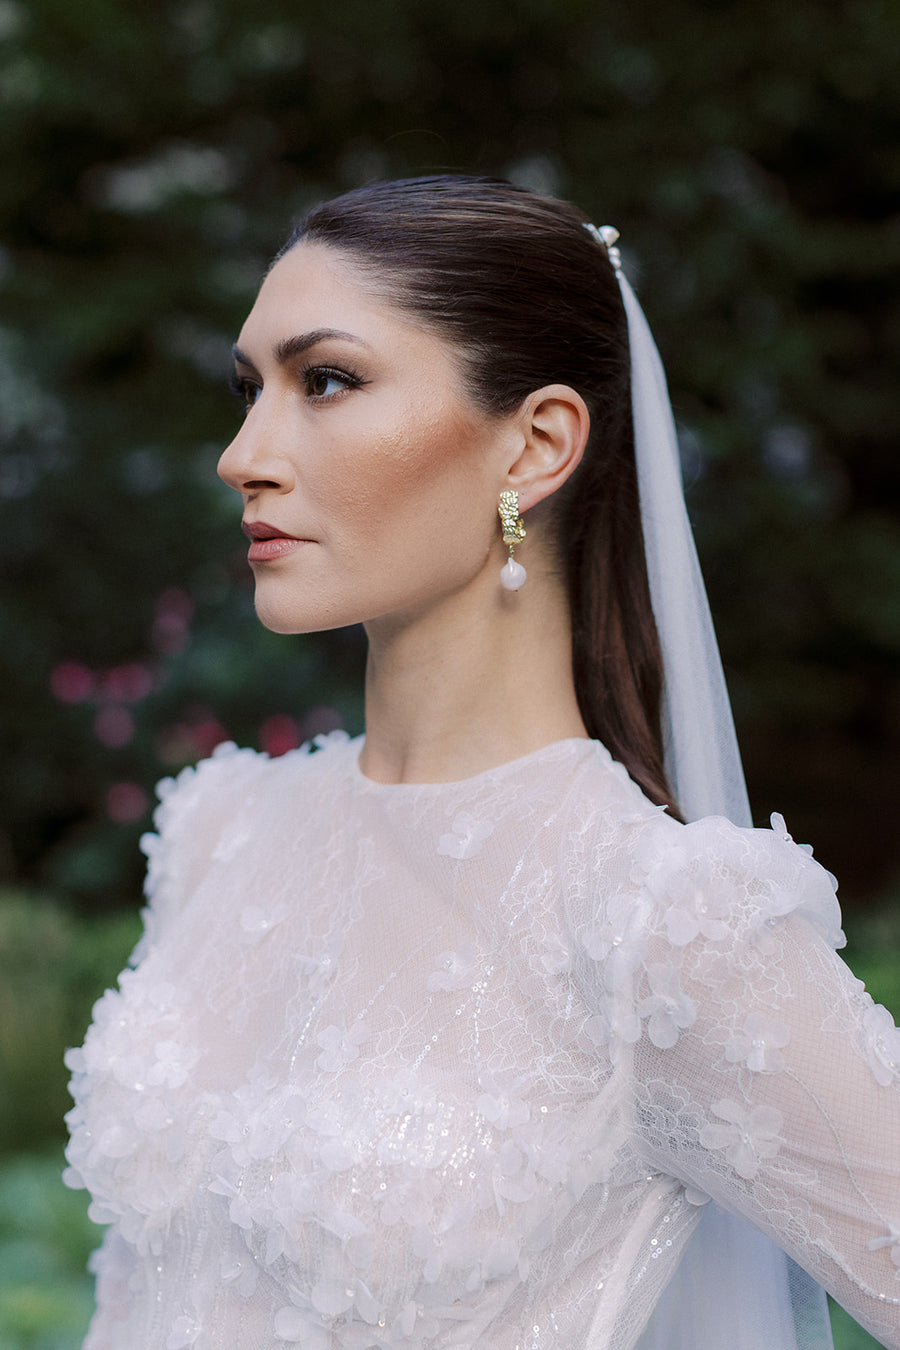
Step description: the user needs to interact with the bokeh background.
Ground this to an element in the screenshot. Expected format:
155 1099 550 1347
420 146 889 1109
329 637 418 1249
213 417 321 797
1 0 898 1344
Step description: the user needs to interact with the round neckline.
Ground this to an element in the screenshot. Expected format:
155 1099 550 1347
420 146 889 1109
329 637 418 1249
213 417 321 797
350 735 599 793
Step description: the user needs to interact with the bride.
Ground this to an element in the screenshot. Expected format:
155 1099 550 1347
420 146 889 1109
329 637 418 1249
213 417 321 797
64 175 900 1350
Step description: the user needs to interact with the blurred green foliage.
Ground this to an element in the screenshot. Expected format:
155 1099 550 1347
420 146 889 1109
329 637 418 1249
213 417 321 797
0 892 140 1153
1 0 899 915
0 1154 97 1349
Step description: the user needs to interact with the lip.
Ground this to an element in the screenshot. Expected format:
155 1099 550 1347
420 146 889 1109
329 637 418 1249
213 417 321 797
242 520 308 563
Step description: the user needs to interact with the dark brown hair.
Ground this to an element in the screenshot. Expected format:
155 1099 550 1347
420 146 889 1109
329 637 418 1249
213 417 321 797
280 175 678 813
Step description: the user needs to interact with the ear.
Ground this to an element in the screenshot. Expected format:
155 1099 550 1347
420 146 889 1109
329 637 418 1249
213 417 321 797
504 385 589 513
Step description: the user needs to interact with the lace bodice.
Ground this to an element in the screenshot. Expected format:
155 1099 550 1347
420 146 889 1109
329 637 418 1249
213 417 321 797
64 734 900 1350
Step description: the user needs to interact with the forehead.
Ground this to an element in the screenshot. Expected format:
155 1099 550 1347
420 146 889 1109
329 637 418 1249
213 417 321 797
241 241 417 346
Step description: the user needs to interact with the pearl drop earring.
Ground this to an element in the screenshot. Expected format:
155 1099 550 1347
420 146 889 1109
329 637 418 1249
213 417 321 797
498 490 527 591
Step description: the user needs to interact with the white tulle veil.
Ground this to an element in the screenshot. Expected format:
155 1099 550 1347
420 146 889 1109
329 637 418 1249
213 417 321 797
584 226 835 1350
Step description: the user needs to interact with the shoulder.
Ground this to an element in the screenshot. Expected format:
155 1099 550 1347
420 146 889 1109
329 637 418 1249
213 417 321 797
143 729 356 843
557 740 680 902
567 798 845 1066
631 811 844 953
563 744 843 951
562 739 677 839
561 748 844 983
137 730 358 936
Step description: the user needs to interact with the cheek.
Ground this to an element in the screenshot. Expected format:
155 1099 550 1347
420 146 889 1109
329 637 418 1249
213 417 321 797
322 401 494 547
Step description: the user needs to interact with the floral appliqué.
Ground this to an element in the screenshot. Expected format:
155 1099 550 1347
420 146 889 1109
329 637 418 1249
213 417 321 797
769 812 814 853
296 932 345 994
637 964 697 1050
315 1020 370 1072
239 904 289 942
476 1088 531 1131
653 861 734 947
868 1221 900 1267
725 1012 791 1073
860 1002 900 1087
699 1099 784 1180
166 1313 202 1348
437 812 494 860
582 891 649 992
583 999 641 1064
427 941 479 992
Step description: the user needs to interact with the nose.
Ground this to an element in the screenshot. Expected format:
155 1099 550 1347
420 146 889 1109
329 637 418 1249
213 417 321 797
217 411 295 498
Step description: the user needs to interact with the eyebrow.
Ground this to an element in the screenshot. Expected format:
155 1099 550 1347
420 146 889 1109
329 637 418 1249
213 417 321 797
231 328 370 369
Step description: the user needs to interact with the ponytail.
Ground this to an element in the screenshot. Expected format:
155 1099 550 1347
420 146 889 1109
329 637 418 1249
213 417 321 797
561 400 679 815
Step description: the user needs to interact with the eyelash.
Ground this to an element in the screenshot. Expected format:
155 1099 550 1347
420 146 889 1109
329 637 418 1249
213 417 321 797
228 373 259 414
228 364 368 414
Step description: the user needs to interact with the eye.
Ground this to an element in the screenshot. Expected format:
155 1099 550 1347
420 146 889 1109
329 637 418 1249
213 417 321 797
228 373 261 415
302 365 366 401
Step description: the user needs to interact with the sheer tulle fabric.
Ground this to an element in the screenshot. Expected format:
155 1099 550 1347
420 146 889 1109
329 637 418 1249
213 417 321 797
64 737 900 1350
619 273 750 829
619 269 830 1350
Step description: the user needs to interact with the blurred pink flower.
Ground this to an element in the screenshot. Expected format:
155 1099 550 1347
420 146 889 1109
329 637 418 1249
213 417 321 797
152 588 193 655
260 714 301 757
51 660 95 703
191 715 229 758
156 711 229 765
94 706 135 748
156 725 197 765
300 706 343 740
101 662 155 703
106 782 150 823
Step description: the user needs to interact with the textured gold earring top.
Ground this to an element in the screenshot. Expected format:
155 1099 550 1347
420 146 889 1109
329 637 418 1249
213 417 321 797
498 490 527 591
498 490 526 548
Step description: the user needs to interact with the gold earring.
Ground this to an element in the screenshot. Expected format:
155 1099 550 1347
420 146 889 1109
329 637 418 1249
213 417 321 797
498 490 527 591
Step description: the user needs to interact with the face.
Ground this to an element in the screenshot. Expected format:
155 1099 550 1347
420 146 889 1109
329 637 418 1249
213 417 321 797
218 242 517 636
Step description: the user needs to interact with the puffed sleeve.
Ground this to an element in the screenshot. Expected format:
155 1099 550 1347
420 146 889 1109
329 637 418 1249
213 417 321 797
135 741 269 954
619 814 900 1349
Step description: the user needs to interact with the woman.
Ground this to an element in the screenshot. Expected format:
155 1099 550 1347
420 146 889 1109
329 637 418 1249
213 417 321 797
64 176 900 1350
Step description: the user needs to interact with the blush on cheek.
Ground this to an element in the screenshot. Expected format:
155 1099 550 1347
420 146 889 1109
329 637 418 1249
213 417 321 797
363 399 486 481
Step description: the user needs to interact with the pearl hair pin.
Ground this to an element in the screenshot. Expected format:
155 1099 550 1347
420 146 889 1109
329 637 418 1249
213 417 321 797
583 222 623 275
498 490 527 591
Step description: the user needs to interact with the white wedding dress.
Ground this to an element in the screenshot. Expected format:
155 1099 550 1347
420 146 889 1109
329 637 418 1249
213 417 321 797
64 733 900 1350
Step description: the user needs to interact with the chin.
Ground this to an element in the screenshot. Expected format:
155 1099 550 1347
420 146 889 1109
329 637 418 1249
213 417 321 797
254 604 315 636
253 592 353 637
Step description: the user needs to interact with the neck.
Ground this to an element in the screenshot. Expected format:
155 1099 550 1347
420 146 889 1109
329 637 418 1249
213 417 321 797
358 554 587 784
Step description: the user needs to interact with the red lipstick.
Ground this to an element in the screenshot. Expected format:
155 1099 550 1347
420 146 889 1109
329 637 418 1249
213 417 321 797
242 520 307 563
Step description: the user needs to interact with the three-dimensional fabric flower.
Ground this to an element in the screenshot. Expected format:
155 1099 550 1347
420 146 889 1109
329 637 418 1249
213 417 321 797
315 1021 369 1072
725 1012 791 1073
427 942 478 992
699 1099 784 1180
437 812 494 859
637 964 697 1049
582 892 649 992
867 1221 900 1266
860 1002 900 1087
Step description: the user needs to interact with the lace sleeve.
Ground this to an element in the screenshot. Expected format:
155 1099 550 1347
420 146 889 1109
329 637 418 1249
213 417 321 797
624 815 900 1349
135 742 267 952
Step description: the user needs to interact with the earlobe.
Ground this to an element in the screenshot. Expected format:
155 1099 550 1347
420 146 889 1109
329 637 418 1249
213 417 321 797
505 384 589 513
